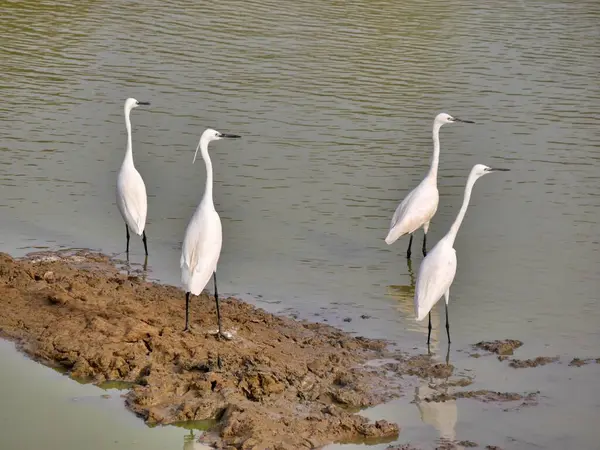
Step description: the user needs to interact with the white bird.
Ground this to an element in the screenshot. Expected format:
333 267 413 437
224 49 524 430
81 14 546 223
414 164 509 345
181 128 241 334
385 113 474 259
116 97 151 257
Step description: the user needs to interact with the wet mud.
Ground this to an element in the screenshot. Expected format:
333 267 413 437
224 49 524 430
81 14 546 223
473 340 523 355
507 356 559 368
474 340 598 370
568 357 600 367
0 251 406 449
422 389 539 407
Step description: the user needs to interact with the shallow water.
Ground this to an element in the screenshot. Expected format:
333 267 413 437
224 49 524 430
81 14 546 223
1 0 600 448
0 340 210 450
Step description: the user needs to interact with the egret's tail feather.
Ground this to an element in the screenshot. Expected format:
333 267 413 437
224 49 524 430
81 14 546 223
385 228 404 245
415 307 430 322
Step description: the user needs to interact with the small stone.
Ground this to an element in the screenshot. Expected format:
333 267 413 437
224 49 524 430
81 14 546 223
43 271 55 282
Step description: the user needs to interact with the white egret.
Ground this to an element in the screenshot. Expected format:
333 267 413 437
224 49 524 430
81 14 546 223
181 128 241 334
414 164 509 345
116 97 151 256
385 113 474 259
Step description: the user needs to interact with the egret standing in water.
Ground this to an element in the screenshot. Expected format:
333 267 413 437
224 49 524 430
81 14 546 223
414 164 509 346
181 128 241 335
385 113 474 259
116 98 151 257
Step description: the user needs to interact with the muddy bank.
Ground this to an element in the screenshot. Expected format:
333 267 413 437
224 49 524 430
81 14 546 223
0 250 461 449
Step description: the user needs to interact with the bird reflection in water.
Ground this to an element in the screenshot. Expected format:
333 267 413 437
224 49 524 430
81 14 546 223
414 376 465 450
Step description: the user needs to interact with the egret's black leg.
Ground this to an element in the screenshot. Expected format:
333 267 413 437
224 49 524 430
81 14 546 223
406 257 415 286
125 224 130 255
445 343 451 365
406 234 413 259
142 231 148 256
143 255 148 272
426 312 432 345
213 272 223 338
183 292 191 332
422 233 428 256
445 302 451 344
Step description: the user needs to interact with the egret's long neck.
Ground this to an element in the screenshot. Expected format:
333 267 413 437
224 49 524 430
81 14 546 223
199 136 214 209
427 122 443 181
123 107 134 167
446 171 478 247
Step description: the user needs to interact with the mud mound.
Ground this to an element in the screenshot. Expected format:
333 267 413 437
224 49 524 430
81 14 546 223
0 251 409 449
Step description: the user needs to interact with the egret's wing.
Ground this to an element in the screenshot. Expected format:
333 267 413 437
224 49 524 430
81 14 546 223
386 183 439 243
180 208 222 293
389 188 417 230
414 244 457 320
117 169 148 235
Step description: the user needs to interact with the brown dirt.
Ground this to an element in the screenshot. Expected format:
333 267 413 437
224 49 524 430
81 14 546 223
0 250 467 449
474 340 523 355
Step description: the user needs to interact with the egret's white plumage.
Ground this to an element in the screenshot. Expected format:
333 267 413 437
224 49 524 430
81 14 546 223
180 128 241 333
116 97 150 255
385 113 474 258
414 164 509 344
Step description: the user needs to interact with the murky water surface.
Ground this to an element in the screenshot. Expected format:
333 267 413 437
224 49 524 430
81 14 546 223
1 0 599 449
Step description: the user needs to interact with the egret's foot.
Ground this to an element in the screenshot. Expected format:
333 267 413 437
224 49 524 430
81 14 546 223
208 329 234 340
218 331 234 341
183 326 192 333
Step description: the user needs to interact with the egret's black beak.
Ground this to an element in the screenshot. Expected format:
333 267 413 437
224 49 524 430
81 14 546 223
453 117 475 124
490 168 510 172
138 101 151 106
220 133 241 138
